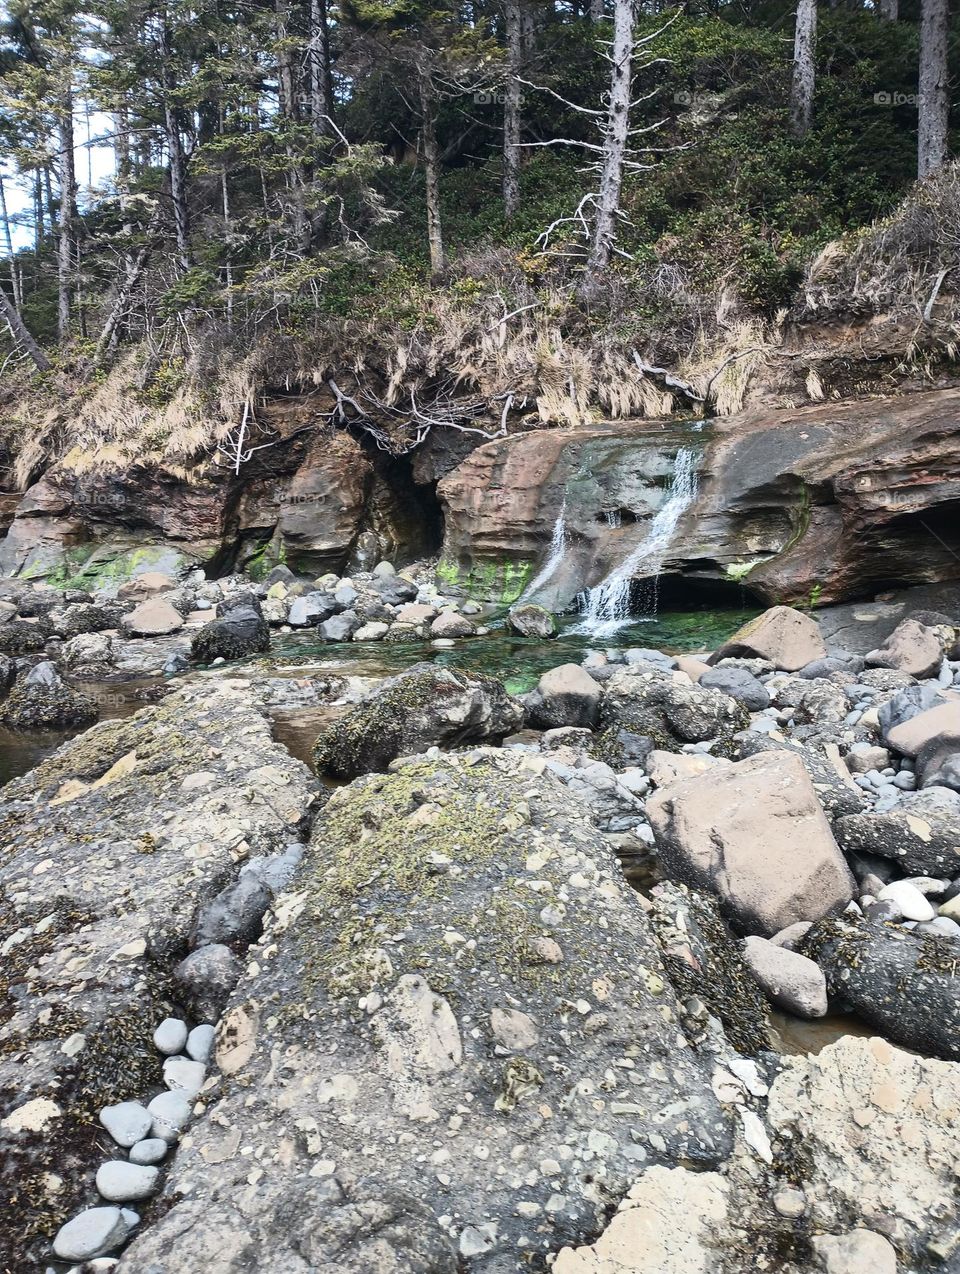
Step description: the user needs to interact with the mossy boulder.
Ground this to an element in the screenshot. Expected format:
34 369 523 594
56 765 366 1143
117 750 732 1273
191 593 270 663
0 672 98 731
312 663 524 779
0 619 51 655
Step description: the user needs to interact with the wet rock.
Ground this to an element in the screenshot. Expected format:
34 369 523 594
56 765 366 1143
174 943 243 1021
0 617 51 653
525 663 601 730
506 603 558 638
313 663 523 779
0 666 98 730
117 750 732 1272
710 605 827 672
834 787 960 876
601 667 748 748
430 611 477 639
190 874 273 949
741 936 828 1018
318 610 361 642
865 618 945 679
287 592 336 627
699 666 770 711
647 751 854 936
120 597 184 637
191 593 270 662
0 653 13 696
803 914 960 1059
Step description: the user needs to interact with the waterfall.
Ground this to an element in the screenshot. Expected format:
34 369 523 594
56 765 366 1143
574 446 698 636
520 500 567 601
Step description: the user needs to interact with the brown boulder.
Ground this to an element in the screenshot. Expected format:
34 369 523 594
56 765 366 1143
865 618 946 679
710 606 826 672
885 699 960 757
646 751 854 936
120 597 184 637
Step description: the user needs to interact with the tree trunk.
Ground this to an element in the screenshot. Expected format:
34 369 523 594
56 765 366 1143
57 84 76 341
789 0 817 138
578 0 633 299
309 0 335 124
0 288 50 371
95 244 150 364
0 173 22 311
918 0 950 178
419 68 445 274
503 0 523 217
879 0 898 18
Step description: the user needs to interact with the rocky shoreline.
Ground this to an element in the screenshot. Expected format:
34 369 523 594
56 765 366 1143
2 574 960 1270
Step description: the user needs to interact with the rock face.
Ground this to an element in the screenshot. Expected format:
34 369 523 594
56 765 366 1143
117 750 731 1273
710 606 827 672
0 680 313 1267
312 664 524 778
803 915 960 1061
646 752 854 936
437 390 960 606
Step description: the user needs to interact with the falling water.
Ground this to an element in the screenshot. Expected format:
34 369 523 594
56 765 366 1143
520 499 568 602
574 446 699 636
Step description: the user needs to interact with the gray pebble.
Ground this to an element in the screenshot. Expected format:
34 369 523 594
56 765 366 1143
98 1102 152 1149
52 1208 131 1262
153 1018 188 1055
129 1138 168 1165
186 1024 215 1063
163 1056 206 1095
147 1090 192 1142
95 1161 160 1202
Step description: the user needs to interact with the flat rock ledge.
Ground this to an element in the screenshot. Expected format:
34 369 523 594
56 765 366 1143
0 679 315 1266
117 749 732 1273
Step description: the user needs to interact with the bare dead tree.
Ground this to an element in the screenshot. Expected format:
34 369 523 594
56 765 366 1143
918 0 950 178
789 0 817 139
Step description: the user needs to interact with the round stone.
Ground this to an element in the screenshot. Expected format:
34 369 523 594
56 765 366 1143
96 1161 160 1203
186 1024 216 1063
99 1101 152 1149
129 1138 168 1165
877 880 936 922
163 1055 207 1096
52 1207 129 1261
153 1017 188 1055
147 1090 192 1142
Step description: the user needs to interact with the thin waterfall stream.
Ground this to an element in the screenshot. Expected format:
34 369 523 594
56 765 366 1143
574 445 699 636
519 498 568 602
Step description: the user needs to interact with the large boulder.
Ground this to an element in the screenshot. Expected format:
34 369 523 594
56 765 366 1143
507 603 558 638
709 606 826 672
865 618 946 680
47 601 119 639
117 750 731 1273
61 631 117 677
803 914 960 1061
834 786 960 876
646 751 854 936
735 734 863 820
312 664 524 778
120 597 184 637
525 664 602 730
0 681 313 1268
699 666 770 711
885 699 960 757
0 618 50 654
0 665 98 730
191 593 270 663
600 668 748 748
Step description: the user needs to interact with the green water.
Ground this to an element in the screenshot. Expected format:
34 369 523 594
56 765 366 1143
261 606 757 696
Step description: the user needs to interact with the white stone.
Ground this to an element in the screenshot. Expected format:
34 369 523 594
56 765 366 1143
147 1090 192 1142
129 1138 168 1165
877 880 936 922
186 1023 216 1062
163 1056 207 1095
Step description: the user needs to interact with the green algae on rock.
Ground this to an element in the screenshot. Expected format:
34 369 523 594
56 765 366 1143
116 749 733 1273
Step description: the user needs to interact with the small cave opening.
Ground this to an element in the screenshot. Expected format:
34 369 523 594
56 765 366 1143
595 508 643 528
365 449 445 565
638 569 766 611
851 501 960 595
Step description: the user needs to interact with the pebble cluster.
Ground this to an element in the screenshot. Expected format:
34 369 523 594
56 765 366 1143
49 1017 213 1268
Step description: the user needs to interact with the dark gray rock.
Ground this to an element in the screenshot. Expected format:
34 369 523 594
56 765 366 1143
191 594 270 662
699 667 770 711
0 666 98 729
318 610 362 642
878 685 947 746
915 735 960 792
803 914 960 1060
288 592 336 627
371 575 419 606
0 618 51 654
190 874 273 949
601 667 748 748
834 786 960 877
506 603 558 639
525 663 601 730
798 656 864 679
174 943 244 1021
